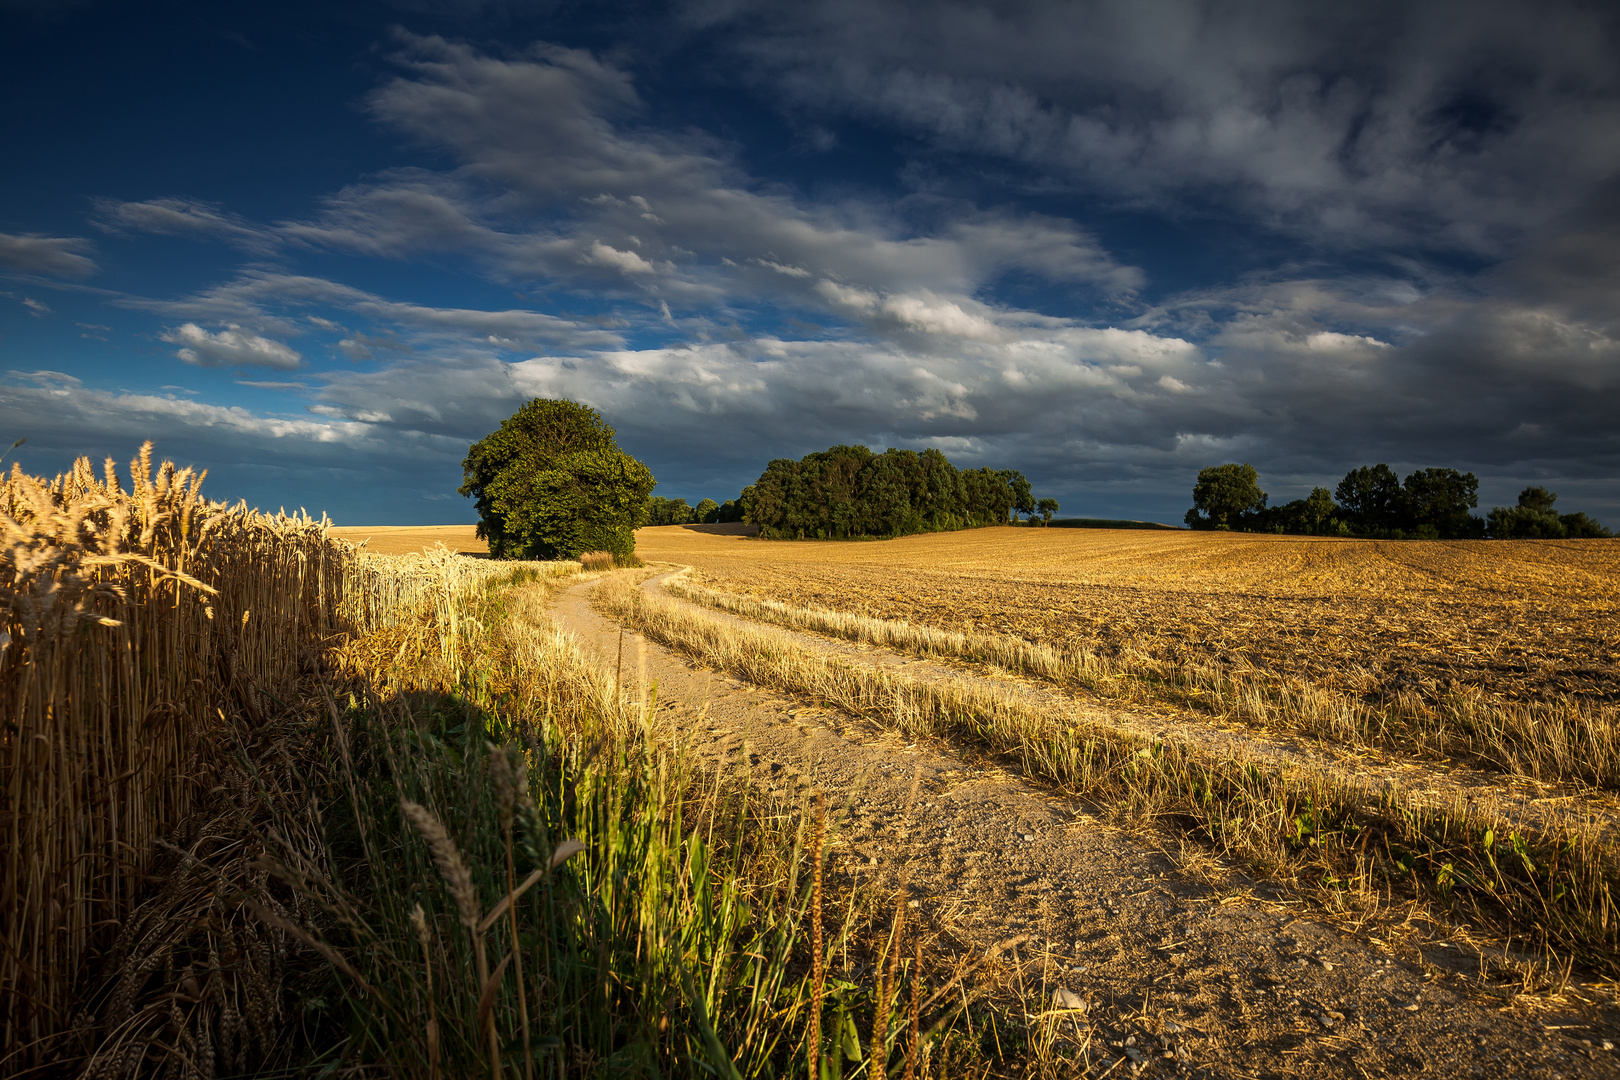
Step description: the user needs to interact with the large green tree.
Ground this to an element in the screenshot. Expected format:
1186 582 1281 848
1334 464 1403 532
459 399 655 560
1186 463 1267 529
1401 467 1479 538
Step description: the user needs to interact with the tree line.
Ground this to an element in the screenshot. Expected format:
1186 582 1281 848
460 399 1609 561
460 402 1058 558
644 495 746 526
732 444 1055 540
1186 463 1612 539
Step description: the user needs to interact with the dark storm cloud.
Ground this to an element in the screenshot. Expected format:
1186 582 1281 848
694 0 1620 254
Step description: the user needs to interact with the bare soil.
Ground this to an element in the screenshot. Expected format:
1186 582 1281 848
550 567 1620 1079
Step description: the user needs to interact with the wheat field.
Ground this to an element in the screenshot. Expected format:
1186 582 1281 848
1 460 943 1078
0 454 575 1070
611 526 1620 986
9 489 1617 1075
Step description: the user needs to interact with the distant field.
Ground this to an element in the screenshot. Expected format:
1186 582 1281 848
635 524 1620 706
1047 517 1181 530
327 524 486 556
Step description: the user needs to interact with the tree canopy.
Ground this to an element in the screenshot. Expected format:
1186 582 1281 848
459 399 655 560
742 445 1038 540
1185 462 1611 539
1185 463 1267 529
645 496 694 526
1487 486 1613 539
1334 464 1403 531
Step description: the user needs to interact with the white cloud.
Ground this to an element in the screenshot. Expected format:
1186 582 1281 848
162 323 304 370
581 240 657 274
0 232 98 277
22 297 51 317
0 372 485 515
94 37 1149 372
879 292 1001 340
1306 332 1392 351
0 371 369 447
755 258 812 278
297 316 1208 467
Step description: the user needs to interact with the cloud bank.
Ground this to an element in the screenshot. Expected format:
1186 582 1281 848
9 3 1618 522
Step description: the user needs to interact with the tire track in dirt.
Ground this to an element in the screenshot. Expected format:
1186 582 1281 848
550 572 1620 1079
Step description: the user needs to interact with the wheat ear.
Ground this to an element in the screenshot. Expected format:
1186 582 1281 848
400 799 499 1075
809 791 826 1078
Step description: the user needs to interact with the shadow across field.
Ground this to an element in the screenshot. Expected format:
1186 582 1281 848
680 522 760 536
1046 517 1182 530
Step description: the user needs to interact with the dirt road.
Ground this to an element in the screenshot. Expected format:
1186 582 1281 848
549 571 1620 1079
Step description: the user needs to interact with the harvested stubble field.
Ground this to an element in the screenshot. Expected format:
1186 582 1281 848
327 522 487 556
637 525 1620 711
585 525 1620 1073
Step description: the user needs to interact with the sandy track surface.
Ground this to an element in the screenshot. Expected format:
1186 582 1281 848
550 571 1620 1079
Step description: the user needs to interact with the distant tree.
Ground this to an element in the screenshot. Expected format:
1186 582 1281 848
1304 487 1336 534
694 498 721 523
1036 497 1060 524
1187 464 1267 530
1335 464 1402 532
1487 504 1561 539
460 399 654 560
1402 467 1480 538
726 486 754 524
1518 485 1557 515
1487 486 1613 539
645 496 693 526
1003 470 1035 522
1559 512 1614 539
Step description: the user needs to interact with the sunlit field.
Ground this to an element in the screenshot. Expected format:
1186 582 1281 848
327 523 487 556
637 524 1620 709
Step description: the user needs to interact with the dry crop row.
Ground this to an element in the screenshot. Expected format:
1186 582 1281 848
597 572 1620 977
633 526 1620 711
663 575 1620 792
0 446 570 1066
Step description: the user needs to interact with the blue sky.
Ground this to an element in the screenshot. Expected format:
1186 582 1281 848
3 0 1618 526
